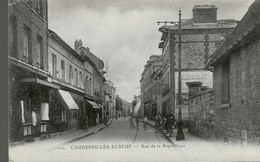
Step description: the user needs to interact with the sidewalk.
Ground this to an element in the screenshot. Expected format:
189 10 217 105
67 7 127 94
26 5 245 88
10 119 113 146
141 119 260 149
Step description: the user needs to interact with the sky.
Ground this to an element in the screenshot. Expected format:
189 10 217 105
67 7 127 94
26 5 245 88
48 0 254 102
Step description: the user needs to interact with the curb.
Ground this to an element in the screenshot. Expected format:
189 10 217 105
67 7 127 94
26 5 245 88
9 119 113 146
140 120 175 145
63 119 113 144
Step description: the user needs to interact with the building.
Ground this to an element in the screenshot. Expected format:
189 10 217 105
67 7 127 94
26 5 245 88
140 55 162 118
122 100 131 117
186 82 214 138
75 39 105 72
158 5 238 120
104 80 116 118
116 95 123 118
8 0 59 142
75 40 106 125
48 30 86 132
206 0 260 144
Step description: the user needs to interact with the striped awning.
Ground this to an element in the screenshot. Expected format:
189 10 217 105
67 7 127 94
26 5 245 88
86 100 100 109
58 90 79 110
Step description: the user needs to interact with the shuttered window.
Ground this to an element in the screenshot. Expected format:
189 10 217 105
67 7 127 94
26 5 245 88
221 60 230 104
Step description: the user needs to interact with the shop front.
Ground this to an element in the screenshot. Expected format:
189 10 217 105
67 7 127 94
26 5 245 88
49 90 80 133
9 77 60 142
85 100 102 126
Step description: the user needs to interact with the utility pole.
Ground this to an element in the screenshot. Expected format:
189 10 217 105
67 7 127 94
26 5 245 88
176 9 185 141
157 9 185 141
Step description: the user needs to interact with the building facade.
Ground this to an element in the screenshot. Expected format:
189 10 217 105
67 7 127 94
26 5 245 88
116 95 123 118
75 40 106 126
122 100 131 117
140 55 162 118
8 0 59 142
158 5 238 120
206 0 260 144
104 80 116 118
48 30 86 132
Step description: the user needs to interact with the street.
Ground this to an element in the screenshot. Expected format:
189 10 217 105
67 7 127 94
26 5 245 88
9 117 260 162
9 117 171 162
70 117 168 145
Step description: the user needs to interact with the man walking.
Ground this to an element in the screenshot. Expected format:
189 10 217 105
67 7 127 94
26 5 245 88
143 116 148 130
135 116 139 128
169 113 176 137
129 116 135 129
155 115 160 133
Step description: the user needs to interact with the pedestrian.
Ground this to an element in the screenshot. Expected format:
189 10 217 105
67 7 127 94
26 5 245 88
165 114 170 134
162 116 167 133
135 116 139 128
129 116 135 128
155 115 160 133
32 109 37 138
169 113 176 137
84 116 88 132
143 116 148 130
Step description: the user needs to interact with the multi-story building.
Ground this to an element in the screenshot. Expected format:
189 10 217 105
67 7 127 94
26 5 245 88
104 80 116 118
206 0 260 144
48 30 86 131
158 5 238 120
74 40 106 125
8 0 60 142
140 55 162 118
116 95 123 118
122 100 131 117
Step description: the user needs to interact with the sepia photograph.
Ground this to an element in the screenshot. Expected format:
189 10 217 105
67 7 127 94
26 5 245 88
7 0 260 161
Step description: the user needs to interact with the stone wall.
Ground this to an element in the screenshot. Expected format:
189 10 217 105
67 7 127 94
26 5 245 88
188 89 215 139
213 38 260 144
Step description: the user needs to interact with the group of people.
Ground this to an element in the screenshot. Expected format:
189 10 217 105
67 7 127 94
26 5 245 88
129 115 149 130
129 113 175 136
155 113 176 137
129 115 139 129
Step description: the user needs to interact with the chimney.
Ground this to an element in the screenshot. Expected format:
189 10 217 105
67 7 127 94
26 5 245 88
186 81 203 98
201 86 209 92
192 5 218 23
149 55 159 61
74 39 83 50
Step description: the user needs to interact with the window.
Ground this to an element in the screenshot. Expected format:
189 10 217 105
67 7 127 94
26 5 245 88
23 31 29 62
25 0 32 7
52 54 57 77
79 71 82 88
61 60 65 80
9 16 17 58
22 96 32 123
36 0 43 17
40 123 47 133
36 35 43 69
69 65 73 83
89 78 92 95
23 26 32 64
23 125 32 136
221 60 230 104
75 68 78 86
61 109 66 122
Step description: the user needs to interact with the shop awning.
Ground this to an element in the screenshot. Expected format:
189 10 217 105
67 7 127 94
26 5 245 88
58 90 79 110
134 98 141 113
86 100 100 109
98 104 103 109
20 78 60 89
